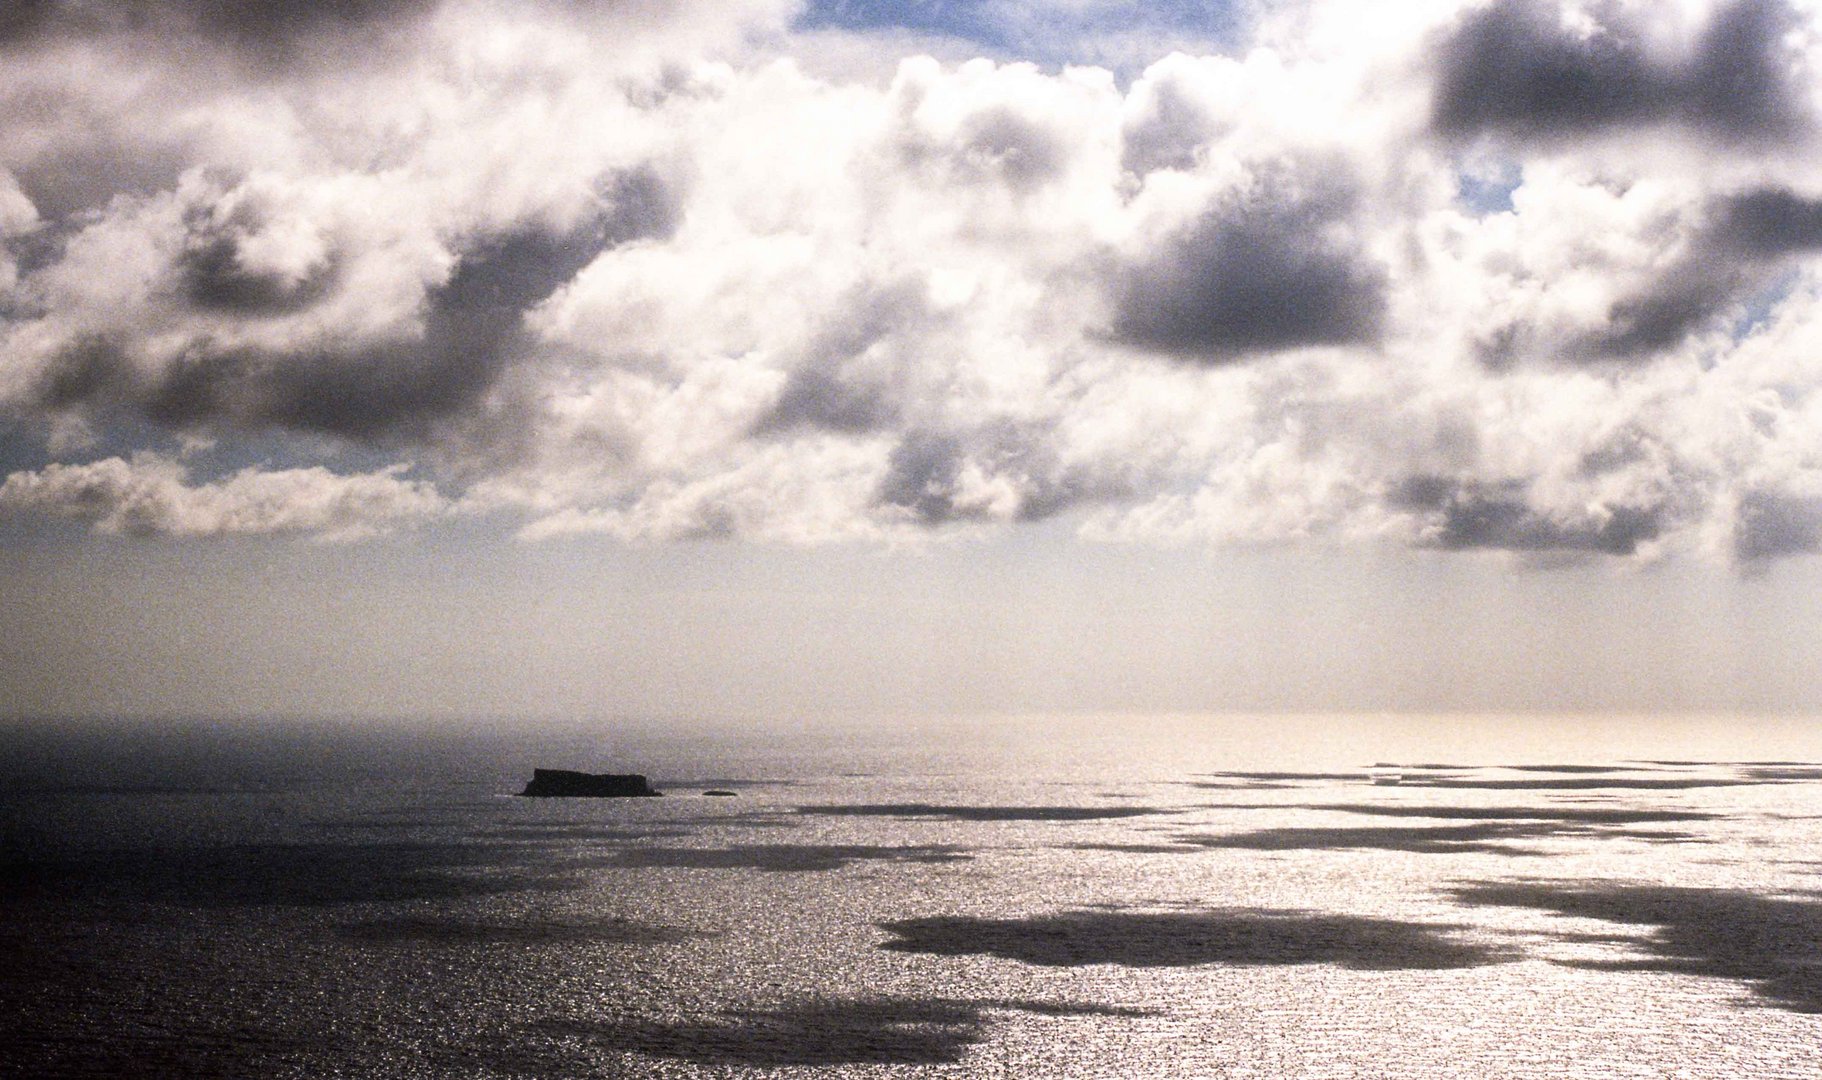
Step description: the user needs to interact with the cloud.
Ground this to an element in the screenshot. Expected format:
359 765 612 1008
1716 187 1822 256
0 453 446 538
173 178 342 317
1430 0 1810 145
4 0 1822 560
1572 186 1822 360
755 279 933 436
0 1 787 62
171 0 439 43
1391 475 1668 555
0 0 448 89
1119 52 1235 175
1733 487 1822 559
17 165 672 443
0 1 56 47
1106 157 1389 359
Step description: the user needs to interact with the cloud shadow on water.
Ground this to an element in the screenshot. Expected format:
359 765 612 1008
794 803 1166 822
1203 771 1369 782
601 844 972 873
1066 842 1203 854
338 916 717 947
529 998 1148 1068
1452 882 1822 1013
1178 772 1368 790
1397 777 1762 791
878 909 1513 969
1501 765 1636 774
1 841 590 907
477 824 697 842
1173 821 1698 855
1740 766 1822 782
1273 804 1717 825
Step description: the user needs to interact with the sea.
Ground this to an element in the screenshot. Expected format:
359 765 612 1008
3 712 1821 1078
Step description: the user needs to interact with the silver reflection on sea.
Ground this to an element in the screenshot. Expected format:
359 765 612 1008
2 713 1820 1078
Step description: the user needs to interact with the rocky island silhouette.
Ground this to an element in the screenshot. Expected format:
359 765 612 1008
518 769 662 797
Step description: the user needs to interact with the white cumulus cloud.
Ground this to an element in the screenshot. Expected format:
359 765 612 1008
2 0 1822 558
0 454 447 539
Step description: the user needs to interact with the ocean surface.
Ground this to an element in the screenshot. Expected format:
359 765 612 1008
3 713 1821 1078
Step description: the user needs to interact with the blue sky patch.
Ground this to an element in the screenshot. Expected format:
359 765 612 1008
1457 162 1522 216
1731 270 1800 343
795 0 1244 70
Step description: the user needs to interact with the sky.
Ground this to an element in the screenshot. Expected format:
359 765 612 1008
4 0 1822 724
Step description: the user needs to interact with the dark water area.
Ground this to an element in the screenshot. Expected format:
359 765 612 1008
4 714 1822 1077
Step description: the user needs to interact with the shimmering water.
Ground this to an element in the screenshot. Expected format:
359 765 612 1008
4 714 1821 1078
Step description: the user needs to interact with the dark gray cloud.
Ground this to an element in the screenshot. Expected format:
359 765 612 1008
179 0 440 45
876 429 974 522
178 239 337 316
0 0 57 45
0 0 439 52
1122 74 1222 176
954 106 1070 192
1434 0 1664 138
33 168 676 444
1714 187 1822 256
1493 186 1822 363
757 281 926 435
176 208 339 317
870 420 1121 526
1592 186 1822 358
897 103 1071 194
1392 475 1665 555
1733 489 1822 560
5 127 197 225
1108 164 1387 360
764 363 897 432
596 163 683 248
35 334 124 411
1432 0 1807 144
1591 267 1751 358
1683 0 1806 136
137 220 588 440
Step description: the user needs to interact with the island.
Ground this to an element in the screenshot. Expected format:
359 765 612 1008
518 769 662 797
